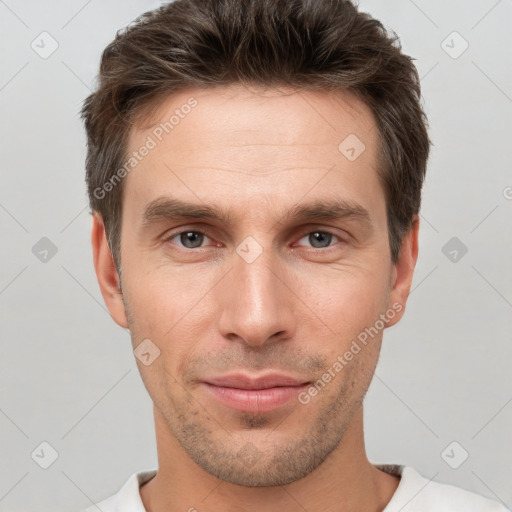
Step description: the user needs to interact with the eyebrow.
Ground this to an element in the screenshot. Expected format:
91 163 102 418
141 197 234 226
141 196 373 231
277 199 372 229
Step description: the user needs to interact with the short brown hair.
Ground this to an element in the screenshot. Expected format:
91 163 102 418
81 0 430 270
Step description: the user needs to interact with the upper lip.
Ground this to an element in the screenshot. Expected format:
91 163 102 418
204 373 309 390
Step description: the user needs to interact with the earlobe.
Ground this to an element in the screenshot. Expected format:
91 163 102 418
386 215 420 328
91 214 129 328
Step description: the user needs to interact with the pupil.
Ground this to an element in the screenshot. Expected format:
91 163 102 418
310 232 332 248
181 232 203 248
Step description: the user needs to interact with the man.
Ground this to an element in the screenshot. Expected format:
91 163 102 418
81 0 507 510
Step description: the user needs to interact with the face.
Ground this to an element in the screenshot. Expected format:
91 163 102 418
94 84 416 486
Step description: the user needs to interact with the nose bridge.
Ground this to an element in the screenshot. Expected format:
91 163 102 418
217 239 295 346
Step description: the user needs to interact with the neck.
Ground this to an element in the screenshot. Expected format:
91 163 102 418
140 405 400 512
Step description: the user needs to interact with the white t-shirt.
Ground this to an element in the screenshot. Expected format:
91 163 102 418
83 464 509 511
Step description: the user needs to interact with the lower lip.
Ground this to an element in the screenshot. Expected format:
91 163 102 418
202 383 309 413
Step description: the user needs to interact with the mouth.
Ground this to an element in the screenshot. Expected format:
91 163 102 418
201 373 311 414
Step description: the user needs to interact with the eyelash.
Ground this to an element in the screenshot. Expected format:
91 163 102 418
163 228 345 250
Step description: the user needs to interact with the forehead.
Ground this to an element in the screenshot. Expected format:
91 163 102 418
132 83 377 155
123 84 383 221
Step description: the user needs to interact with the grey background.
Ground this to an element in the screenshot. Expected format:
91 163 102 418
0 1 511 511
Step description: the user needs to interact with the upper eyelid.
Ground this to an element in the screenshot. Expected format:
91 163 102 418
162 220 349 235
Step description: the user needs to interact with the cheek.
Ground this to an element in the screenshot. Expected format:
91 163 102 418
123 263 206 335
293 261 391 338
123 269 215 372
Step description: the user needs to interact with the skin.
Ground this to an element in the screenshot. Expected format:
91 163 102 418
92 83 419 512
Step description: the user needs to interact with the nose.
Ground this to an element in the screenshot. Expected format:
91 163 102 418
217 245 297 348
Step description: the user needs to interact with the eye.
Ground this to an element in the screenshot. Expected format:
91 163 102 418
296 231 342 249
164 229 344 251
165 230 213 249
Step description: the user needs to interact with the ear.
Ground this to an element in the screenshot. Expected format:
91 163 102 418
91 213 128 328
385 215 419 328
